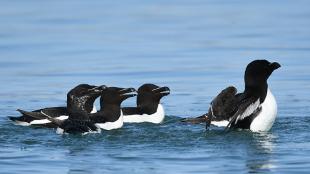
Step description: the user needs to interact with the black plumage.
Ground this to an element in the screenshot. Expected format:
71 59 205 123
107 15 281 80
9 84 106 127
45 87 137 134
182 60 281 130
122 84 170 116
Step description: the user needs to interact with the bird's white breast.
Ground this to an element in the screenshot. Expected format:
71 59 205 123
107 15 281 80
123 104 165 124
95 111 124 130
250 88 277 132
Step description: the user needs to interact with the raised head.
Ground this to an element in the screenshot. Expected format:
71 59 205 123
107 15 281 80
244 60 280 101
245 60 281 88
136 84 170 114
100 87 137 107
67 84 107 113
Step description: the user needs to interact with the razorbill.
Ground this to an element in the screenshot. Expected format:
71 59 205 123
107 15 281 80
182 60 281 132
38 87 137 134
122 84 170 124
9 84 106 126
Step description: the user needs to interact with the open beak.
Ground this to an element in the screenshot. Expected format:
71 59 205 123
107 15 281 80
153 86 170 96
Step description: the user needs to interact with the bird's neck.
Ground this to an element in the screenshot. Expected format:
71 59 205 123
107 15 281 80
138 103 159 115
101 104 121 115
84 98 97 112
244 83 268 103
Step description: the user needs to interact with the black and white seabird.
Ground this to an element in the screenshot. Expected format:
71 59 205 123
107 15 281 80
92 87 137 130
182 60 281 132
39 87 137 134
9 84 106 126
122 84 170 124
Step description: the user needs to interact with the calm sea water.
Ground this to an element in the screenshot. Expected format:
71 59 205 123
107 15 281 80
1 0 310 173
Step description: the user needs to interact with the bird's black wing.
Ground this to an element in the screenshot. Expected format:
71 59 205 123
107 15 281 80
38 107 68 117
10 107 67 123
226 97 261 130
16 109 45 119
181 86 238 124
38 110 98 134
60 119 98 134
209 86 238 121
88 111 107 123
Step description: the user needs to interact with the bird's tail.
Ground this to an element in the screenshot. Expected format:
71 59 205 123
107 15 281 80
8 116 20 122
16 109 47 119
180 114 209 124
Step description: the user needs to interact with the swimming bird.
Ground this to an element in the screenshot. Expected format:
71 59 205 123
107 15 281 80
39 87 137 134
182 60 281 132
9 84 106 126
122 84 170 124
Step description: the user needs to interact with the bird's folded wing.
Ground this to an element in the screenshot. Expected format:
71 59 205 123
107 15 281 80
226 97 260 129
210 86 238 120
39 107 68 117
17 109 47 120
89 111 107 123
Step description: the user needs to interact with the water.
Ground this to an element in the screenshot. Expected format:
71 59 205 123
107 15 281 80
0 0 310 173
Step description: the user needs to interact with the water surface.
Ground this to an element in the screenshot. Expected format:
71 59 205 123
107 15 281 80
0 0 310 173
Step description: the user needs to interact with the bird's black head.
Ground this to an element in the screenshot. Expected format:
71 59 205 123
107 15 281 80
67 84 107 113
244 60 281 88
136 84 170 114
100 87 137 107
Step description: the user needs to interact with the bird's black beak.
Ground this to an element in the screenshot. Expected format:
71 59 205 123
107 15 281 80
119 88 137 100
270 62 281 71
89 85 107 93
153 86 170 97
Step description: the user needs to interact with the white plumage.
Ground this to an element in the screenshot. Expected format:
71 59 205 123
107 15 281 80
250 88 277 132
123 104 165 124
95 111 124 130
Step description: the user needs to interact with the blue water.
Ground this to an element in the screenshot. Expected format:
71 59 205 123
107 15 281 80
1 0 310 173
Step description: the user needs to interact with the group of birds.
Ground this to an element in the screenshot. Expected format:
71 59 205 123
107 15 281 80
9 59 281 134
9 84 170 134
